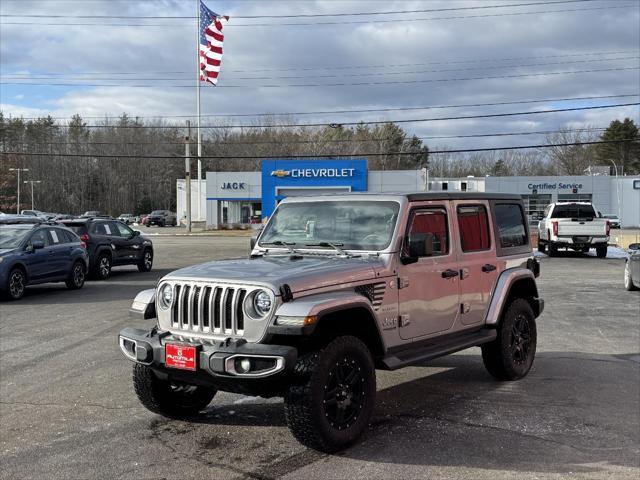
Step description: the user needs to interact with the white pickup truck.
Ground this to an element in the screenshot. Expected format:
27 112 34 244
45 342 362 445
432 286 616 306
538 202 610 258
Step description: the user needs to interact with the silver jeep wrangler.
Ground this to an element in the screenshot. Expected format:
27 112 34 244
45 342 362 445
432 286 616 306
119 193 543 452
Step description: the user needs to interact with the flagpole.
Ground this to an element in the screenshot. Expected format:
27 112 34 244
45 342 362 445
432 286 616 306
196 0 203 221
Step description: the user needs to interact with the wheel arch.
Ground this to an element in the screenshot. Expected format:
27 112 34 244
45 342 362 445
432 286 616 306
485 268 542 326
7 262 29 283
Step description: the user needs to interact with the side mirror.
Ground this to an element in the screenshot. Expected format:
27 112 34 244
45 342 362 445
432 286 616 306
133 230 140 237
401 232 434 265
27 240 45 252
629 243 640 251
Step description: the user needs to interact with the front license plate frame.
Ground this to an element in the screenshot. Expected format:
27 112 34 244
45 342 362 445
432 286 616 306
165 343 197 371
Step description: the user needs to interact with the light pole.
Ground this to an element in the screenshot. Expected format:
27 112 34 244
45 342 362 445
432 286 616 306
8 168 29 214
606 159 621 223
23 180 42 210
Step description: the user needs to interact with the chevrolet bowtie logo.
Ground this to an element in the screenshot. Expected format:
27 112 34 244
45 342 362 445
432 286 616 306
271 170 291 178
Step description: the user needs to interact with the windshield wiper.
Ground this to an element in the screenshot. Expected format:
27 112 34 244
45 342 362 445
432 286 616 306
305 242 348 255
260 240 298 254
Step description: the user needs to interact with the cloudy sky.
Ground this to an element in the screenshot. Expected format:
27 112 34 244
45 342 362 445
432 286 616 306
1 0 639 149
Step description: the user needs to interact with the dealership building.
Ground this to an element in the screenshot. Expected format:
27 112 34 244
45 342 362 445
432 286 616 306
176 158 640 228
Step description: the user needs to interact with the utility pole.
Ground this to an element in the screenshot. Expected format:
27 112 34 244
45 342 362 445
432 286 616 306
23 180 42 210
185 121 192 233
9 168 29 214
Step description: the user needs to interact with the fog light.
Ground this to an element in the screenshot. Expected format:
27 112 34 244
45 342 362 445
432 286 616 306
235 357 252 374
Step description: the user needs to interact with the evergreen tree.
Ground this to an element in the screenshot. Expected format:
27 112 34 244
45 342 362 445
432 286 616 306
596 118 640 174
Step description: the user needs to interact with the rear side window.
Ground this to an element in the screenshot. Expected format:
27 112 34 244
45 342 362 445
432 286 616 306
551 204 596 219
457 205 490 252
59 229 78 243
65 224 87 236
495 204 528 248
91 222 111 235
406 208 449 256
48 228 61 244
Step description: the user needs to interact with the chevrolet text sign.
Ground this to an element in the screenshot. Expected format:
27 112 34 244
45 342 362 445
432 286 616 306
271 168 356 179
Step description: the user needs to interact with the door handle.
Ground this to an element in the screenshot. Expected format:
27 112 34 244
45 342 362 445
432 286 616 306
442 269 459 279
482 264 497 272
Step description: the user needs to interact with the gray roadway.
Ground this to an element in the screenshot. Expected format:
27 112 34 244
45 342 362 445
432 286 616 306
1 236 639 479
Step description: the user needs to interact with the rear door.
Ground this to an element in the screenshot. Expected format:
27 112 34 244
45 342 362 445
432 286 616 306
454 201 497 326
45 227 72 277
397 203 461 339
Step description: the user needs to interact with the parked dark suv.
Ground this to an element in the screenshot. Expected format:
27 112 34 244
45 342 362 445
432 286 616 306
143 210 177 227
61 218 153 279
0 217 88 300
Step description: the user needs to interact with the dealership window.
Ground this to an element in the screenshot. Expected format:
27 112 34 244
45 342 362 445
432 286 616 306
441 182 448 191
557 193 593 203
494 204 528 248
457 205 490 252
522 194 552 225
461 182 467 192
405 208 449 257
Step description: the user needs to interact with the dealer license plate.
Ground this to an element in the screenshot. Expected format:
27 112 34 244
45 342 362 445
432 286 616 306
165 344 197 371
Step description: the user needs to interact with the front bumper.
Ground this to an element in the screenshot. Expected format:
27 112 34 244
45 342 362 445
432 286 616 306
118 327 297 393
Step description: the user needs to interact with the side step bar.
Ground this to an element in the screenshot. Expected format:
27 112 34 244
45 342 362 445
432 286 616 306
380 328 497 370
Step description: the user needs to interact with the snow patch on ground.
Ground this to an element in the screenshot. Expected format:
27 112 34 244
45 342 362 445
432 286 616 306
232 396 262 405
535 247 629 259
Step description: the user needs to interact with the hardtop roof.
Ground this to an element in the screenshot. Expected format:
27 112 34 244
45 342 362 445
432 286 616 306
280 192 523 202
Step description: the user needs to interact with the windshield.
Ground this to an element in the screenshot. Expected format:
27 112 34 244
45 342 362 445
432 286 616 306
259 201 400 251
552 204 596 219
603 214 619 219
0 226 32 249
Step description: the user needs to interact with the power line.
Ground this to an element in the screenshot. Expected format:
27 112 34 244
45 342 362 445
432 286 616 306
0 1 599 19
4 67 638 89
1 140 635 159
3 128 610 147
33 103 635 129
1 4 635 27
5 56 637 82
9 50 635 76
11 94 637 120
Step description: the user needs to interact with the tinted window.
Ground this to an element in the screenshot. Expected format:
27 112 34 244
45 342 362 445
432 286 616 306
552 204 596 219
30 229 51 247
91 222 112 235
495 204 528 248
457 205 490 252
64 223 87 235
405 208 449 257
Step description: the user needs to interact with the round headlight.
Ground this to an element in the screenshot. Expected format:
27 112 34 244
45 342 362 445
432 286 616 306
159 283 173 309
253 290 272 317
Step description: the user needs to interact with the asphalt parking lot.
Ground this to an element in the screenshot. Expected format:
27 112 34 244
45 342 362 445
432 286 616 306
1 236 639 480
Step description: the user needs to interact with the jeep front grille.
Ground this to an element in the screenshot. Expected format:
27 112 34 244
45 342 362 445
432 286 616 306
171 283 246 335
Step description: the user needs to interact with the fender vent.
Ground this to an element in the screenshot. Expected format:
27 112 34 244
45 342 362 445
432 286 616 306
355 282 386 311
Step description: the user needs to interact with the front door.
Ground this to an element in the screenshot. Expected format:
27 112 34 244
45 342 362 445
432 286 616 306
24 229 54 280
398 204 460 340
454 201 498 326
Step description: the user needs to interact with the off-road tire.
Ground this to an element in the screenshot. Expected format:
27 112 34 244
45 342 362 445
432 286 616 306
4 267 26 300
537 241 546 254
137 249 153 272
284 336 376 453
547 242 558 257
132 364 216 418
596 246 607 258
93 252 112 280
482 298 537 381
65 261 86 290
624 261 638 291
581 247 590 253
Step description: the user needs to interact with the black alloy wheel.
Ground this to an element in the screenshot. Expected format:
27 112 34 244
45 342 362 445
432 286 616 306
66 262 86 290
7 268 26 300
284 335 376 453
482 298 537 381
323 357 366 431
510 313 533 366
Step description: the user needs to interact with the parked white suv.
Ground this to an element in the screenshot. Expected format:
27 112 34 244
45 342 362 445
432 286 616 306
538 202 609 258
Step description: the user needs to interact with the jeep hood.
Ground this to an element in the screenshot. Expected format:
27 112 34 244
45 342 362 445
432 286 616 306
165 255 385 294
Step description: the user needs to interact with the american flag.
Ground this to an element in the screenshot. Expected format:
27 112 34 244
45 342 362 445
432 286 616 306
199 1 229 85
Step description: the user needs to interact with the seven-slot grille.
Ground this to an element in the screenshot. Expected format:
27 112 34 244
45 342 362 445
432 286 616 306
171 283 247 335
